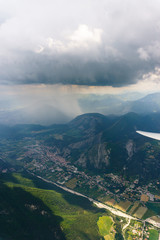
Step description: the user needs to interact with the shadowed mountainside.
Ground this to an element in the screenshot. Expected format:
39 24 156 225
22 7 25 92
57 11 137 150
1 112 160 180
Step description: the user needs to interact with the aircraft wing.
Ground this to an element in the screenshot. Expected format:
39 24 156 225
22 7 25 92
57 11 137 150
136 130 160 141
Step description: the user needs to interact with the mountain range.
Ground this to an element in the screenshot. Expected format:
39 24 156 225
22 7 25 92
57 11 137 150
79 92 160 116
1 111 160 181
1 92 160 126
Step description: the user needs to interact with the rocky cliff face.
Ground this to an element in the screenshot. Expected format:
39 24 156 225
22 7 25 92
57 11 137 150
87 142 111 169
76 133 111 169
40 112 160 178
126 140 136 160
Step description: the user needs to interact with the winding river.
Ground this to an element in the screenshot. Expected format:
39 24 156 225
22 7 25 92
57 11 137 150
27 172 160 231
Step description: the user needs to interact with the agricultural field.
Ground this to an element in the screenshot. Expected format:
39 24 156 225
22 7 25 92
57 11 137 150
149 229 159 240
151 216 160 223
133 206 148 219
97 216 115 240
114 200 132 213
104 197 116 207
65 177 77 189
128 202 140 215
146 202 160 215
98 195 111 203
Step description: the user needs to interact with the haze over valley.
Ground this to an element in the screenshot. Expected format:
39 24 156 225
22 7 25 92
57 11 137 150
1 91 160 125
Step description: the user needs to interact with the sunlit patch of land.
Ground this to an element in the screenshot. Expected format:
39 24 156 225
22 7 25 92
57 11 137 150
97 216 116 240
0 173 108 240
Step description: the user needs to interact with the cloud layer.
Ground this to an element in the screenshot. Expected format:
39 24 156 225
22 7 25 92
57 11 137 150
0 0 160 86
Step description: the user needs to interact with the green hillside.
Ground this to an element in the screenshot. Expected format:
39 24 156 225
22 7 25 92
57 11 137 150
0 172 109 240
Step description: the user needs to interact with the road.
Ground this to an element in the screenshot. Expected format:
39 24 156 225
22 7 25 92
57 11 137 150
122 218 131 239
36 174 136 220
122 218 131 232
29 172 160 230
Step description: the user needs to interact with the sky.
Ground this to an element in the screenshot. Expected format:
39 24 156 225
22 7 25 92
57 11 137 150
1 0 160 124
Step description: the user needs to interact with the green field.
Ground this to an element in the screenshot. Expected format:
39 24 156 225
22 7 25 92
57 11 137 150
0 172 111 240
149 229 159 240
97 216 115 239
146 202 160 215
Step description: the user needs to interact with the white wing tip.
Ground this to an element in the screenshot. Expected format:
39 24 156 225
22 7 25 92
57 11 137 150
136 130 160 141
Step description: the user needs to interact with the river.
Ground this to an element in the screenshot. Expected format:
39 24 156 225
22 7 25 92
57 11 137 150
28 172 160 230
36 174 136 220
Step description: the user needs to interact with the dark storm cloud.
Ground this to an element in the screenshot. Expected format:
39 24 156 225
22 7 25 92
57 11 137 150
0 0 160 86
1 51 155 87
